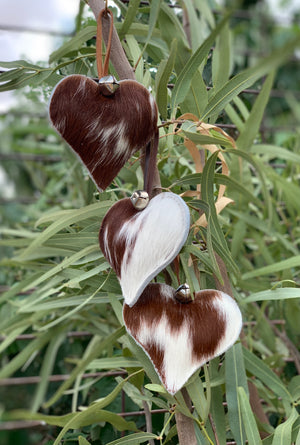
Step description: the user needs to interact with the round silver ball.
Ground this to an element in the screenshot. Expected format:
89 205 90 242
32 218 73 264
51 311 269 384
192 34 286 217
174 283 192 303
130 190 149 210
98 75 119 96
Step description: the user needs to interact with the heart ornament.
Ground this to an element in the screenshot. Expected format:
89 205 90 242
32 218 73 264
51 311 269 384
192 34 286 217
49 9 158 193
123 283 243 395
49 75 158 192
99 192 190 306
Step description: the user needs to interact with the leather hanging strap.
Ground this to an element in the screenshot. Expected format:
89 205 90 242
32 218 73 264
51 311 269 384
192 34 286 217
96 8 114 79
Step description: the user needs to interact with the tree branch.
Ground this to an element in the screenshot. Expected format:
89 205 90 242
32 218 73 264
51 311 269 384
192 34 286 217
175 388 197 445
89 0 135 80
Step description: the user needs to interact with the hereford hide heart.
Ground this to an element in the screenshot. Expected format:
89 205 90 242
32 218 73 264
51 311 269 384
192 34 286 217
49 74 158 191
99 192 190 306
123 283 243 395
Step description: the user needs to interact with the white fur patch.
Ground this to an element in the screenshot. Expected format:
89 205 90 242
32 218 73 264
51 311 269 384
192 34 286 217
120 193 190 306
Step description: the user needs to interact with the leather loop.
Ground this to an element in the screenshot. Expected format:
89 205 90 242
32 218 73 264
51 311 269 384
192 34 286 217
96 8 114 79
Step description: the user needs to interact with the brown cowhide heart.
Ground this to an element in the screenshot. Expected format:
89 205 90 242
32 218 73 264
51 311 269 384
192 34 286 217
49 74 158 192
99 192 190 307
123 283 242 395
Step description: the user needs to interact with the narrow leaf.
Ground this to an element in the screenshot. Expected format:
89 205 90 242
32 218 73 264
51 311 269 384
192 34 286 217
243 288 300 304
155 38 177 119
272 407 299 445
225 343 248 445
201 35 300 120
171 14 229 108
238 387 262 445
236 71 275 152
243 347 292 401
106 432 159 445
119 0 141 39
44 326 126 407
49 26 96 63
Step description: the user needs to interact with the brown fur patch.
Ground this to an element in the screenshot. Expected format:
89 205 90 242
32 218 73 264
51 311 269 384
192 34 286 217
99 198 139 276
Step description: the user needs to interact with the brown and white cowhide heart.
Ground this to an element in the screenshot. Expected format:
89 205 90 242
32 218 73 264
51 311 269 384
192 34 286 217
99 192 190 307
123 283 242 395
49 74 158 191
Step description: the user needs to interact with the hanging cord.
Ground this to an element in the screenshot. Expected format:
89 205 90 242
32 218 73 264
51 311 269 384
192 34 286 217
96 7 114 79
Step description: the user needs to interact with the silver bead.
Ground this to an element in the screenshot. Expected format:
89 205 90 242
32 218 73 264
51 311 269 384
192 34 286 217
98 75 119 96
130 190 149 210
175 283 192 303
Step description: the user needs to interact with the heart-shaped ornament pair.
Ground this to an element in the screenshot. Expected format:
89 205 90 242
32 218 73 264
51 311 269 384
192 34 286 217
123 283 242 395
49 74 158 192
99 192 190 306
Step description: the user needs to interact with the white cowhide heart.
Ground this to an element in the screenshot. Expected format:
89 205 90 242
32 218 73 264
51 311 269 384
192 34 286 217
99 192 190 306
123 283 242 395
49 74 158 192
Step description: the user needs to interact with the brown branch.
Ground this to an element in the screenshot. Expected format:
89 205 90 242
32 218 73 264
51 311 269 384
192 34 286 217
142 400 155 445
175 388 197 445
89 0 135 80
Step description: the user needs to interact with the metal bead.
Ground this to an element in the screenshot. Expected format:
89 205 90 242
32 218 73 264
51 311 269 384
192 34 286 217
98 75 119 96
130 190 149 210
174 283 192 303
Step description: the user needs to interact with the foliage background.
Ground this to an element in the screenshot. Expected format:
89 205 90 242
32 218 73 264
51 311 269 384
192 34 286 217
0 0 300 444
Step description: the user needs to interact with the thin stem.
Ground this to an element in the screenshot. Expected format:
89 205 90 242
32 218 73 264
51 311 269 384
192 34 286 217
197 419 215 445
160 410 176 444
209 413 220 445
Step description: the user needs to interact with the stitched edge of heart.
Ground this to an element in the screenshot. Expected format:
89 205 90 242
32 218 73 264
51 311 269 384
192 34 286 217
123 283 243 394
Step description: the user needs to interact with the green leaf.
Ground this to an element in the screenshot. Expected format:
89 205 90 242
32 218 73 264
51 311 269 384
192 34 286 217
238 387 262 445
242 288 300 304
180 122 234 148
87 357 141 369
0 68 22 82
0 327 63 379
106 432 159 445
288 375 300 402
225 343 248 445
155 38 177 119
225 148 271 219
144 383 167 394
186 376 209 422
243 347 292 401
171 14 229 109
18 244 100 291
0 60 44 69
272 407 299 445
44 326 126 407
125 34 143 82
119 0 141 39
78 437 91 445
251 144 300 164
49 26 97 63
242 255 300 280
0 69 53 92
31 331 66 412
212 22 232 92
19 201 112 259
200 152 238 278
140 0 161 57
201 35 300 120
236 71 275 152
